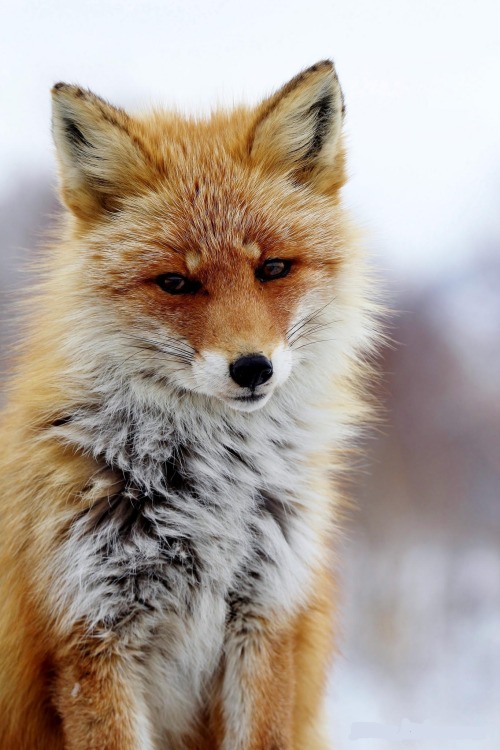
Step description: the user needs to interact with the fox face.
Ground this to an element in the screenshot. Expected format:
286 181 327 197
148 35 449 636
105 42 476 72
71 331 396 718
51 62 348 412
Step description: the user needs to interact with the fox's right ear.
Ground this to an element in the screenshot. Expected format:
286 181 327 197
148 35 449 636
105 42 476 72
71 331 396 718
250 61 346 193
51 84 151 220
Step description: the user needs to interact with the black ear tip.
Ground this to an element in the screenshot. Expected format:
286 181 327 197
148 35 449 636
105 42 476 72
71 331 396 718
51 83 87 101
307 59 335 75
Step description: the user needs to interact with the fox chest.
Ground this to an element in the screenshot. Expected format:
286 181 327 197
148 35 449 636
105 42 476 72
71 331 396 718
56 440 311 640
52 435 315 741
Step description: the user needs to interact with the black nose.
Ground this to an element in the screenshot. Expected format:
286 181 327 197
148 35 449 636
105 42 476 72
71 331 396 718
229 354 273 389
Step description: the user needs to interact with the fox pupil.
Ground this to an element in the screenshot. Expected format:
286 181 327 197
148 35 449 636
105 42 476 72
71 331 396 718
256 258 291 282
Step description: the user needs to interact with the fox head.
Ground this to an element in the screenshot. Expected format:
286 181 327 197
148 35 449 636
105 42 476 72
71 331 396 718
51 62 352 413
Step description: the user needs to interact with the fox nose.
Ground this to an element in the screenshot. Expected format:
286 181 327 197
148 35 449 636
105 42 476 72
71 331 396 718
229 354 273 389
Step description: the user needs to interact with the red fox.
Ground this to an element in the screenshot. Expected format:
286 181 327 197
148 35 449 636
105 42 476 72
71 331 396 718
0 61 380 749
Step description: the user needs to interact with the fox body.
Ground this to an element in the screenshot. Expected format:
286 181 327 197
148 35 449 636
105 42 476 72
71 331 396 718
0 62 380 749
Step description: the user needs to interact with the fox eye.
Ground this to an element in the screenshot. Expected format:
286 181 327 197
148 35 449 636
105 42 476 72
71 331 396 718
256 258 292 282
156 273 201 295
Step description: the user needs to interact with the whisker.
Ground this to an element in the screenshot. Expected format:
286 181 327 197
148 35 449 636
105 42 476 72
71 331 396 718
124 341 195 363
288 321 332 346
119 347 192 368
107 329 197 358
286 297 337 340
292 337 337 351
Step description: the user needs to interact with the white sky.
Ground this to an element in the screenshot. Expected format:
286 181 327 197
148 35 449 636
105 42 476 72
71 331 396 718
1 0 500 281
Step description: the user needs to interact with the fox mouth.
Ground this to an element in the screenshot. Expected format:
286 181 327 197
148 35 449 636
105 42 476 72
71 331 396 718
233 393 266 403
225 389 273 412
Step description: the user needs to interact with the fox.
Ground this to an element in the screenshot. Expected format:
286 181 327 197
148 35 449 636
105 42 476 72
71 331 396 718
0 60 380 749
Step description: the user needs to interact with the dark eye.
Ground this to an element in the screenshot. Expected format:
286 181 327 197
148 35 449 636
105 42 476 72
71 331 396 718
156 273 201 295
256 258 292 282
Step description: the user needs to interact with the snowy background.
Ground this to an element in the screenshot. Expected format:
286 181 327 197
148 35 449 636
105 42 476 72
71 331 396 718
1 1 500 748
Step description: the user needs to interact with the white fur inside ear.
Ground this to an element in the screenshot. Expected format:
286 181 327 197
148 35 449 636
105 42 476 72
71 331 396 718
51 85 148 218
251 62 344 175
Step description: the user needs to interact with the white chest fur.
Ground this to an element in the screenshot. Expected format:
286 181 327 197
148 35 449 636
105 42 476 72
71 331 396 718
50 388 325 738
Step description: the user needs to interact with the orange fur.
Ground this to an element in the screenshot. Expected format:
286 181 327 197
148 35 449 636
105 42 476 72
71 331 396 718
0 61 381 749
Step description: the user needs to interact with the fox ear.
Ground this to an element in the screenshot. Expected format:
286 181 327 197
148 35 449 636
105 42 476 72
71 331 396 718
51 84 151 220
250 61 346 192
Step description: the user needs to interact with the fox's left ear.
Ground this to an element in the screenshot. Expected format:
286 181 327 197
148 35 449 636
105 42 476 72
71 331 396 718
51 84 152 221
250 60 346 192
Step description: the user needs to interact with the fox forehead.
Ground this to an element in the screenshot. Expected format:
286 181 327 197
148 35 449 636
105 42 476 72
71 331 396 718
92 155 340 278
139 154 295 261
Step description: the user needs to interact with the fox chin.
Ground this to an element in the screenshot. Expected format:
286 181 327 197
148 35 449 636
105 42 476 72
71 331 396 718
0 60 381 750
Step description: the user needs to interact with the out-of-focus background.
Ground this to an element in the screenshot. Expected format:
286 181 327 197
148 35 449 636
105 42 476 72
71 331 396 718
1 1 499 747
